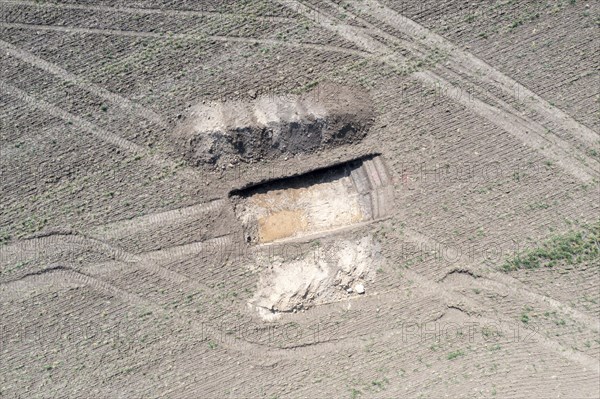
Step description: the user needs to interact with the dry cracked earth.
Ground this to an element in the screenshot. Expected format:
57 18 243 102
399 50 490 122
1 0 599 398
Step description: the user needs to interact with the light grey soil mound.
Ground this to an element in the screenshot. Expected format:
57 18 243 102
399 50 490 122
248 235 382 321
172 83 374 166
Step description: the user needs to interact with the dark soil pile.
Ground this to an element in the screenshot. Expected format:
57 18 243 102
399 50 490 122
172 83 374 167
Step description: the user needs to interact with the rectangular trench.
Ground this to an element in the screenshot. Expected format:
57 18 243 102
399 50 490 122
230 155 394 244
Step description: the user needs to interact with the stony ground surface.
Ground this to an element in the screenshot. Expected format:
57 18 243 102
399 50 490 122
1 0 599 398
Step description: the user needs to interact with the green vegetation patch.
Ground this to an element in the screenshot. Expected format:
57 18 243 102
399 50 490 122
447 350 465 360
502 221 599 272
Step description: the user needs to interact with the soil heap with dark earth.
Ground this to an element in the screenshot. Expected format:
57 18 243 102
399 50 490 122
172 84 374 166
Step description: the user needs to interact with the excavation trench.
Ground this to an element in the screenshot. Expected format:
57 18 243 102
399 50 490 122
231 154 394 245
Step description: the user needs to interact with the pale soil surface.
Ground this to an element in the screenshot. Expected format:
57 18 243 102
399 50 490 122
1 1 599 398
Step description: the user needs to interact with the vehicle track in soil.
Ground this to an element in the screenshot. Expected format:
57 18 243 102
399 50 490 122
1 0 297 23
0 124 595 370
350 0 599 147
0 22 372 58
0 38 167 127
275 0 599 183
86 199 227 242
403 227 600 334
1 81 208 185
0 266 279 354
262 0 600 371
2 230 598 399
3 220 597 374
1 2 597 396
0 196 233 272
0 243 275 355
1 258 419 360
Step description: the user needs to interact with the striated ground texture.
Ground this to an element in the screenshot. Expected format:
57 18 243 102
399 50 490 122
1 1 599 398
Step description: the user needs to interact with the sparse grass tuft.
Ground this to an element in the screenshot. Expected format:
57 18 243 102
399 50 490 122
291 79 320 95
1 260 30 275
0 230 11 246
447 350 465 360
371 377 389 391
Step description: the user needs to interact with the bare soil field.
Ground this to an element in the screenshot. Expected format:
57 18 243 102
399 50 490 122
1 0 598 398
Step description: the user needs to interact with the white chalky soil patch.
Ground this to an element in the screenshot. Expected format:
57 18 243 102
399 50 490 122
249 235 382 320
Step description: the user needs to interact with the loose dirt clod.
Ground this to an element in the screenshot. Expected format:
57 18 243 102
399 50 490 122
172 83 374 166
355 283 365 294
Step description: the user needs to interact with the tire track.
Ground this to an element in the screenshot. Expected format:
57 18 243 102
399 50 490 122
0 266 84 300
2 230 597 371
136 235 232 263
0 266 142 302
442 266 600 334
0 22 371 58
403 227 600 330
0 81 205 184
87 199 226 241
0 227 451 359
0 232 139 267
350 0 599 147
399 268 600 373
0 39 166 127
0 266 266 354
1 195 231 272
275 0 598 183
0 0 295 22
351 0 599 169
66 210 598 366
413 68 598 181
0 239 245 348
258 270 600 372
0 233 235 316
80 237 233 294
1 229 232 275
324 0 596 153
1 247 334 358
